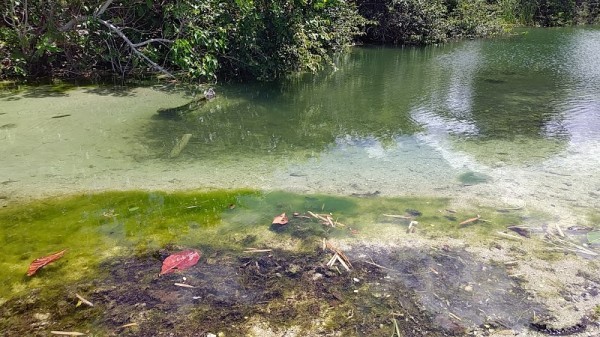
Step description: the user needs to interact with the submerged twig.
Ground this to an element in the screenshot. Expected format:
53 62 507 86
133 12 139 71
392 318 401 337
554 223 565 237
459 215 481 226
496 231 524 241
363 259 396 272
545 234 598 256
174 283 196 288
325 241 352 269
169 134 192 158
243 248 273 253
383 214 413 220
507 225 531 238
75 293 94 307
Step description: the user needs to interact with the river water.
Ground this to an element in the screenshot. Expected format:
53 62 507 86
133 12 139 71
2 27 599 226
2 26 600 336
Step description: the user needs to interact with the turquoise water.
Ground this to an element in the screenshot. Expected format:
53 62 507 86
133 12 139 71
1 27 599 219
1 26 600 336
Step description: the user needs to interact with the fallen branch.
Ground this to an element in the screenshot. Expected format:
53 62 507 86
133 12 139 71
448 312 463 321
327 253 350 271
545 234 598 256
495 231 524 241
243 248 272 253
363 259 396 272
169 134 192 158
407 221 418 233
392 318 401 337
507 225 531 238
383 214 413 220
119 322 138 329
75 293 94 307
459 215 481 226
50 332 86 336
554 223 565 237
308 211 336 227
174 283 195 288
325 241 352 269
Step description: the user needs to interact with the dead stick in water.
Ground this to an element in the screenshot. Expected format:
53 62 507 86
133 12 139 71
383 214 413 220
325 241 352 268
554 223 565 237
169 133 192 158
174 283 196 288
75 293 94 307
244 248 273 253
459 215 480 226
392 318 401 337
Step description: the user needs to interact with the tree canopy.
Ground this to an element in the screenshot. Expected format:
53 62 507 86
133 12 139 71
1 0 599 81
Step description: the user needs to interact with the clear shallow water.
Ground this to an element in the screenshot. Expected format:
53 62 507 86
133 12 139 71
1 27 600 336
1 27 600 219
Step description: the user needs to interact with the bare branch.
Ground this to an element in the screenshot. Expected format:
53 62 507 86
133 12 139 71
132 38 174 48
59 0 114 32
96 18 175 78
94 0 114 17
59 16 87 32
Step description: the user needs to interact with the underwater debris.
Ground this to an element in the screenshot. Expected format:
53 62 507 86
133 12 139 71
507 225 531 238
169 133 193 158
27 249 67 276
271 213 289 225
324 241 352 271
544 234 598 257
159 249 201 275
383 213 413 220
50 331 86 336
459 215 481 227
243 248 273 253
408 221 418 233
74 293 93 307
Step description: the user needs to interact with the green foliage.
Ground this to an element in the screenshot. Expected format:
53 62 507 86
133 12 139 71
356 0 507 45
1 0 600 81
447 0 507 39
207 0 367 80
358 0 449 44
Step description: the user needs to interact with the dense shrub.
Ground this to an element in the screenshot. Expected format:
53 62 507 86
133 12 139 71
1 0 599 81
0 0 365 81
356 0 509 45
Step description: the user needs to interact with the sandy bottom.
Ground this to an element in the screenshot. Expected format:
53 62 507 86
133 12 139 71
1 86 599 335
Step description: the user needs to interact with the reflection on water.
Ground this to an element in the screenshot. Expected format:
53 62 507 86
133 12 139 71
144 27 600 164
1 27 600 217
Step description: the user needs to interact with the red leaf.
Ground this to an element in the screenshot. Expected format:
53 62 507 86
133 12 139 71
159 249 201 275
27 249 67 276
272 213 288 225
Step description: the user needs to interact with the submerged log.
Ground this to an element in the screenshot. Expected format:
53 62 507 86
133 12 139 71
169 134 192 158
156 93 212 119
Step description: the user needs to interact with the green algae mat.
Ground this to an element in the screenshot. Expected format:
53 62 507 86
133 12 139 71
3 190 580 337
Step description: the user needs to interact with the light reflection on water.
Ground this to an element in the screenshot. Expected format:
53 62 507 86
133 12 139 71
1 27 599 218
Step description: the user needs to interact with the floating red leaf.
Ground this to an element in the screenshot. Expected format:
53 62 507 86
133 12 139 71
272 213 288 225
27 249 67 276
159 249 201 275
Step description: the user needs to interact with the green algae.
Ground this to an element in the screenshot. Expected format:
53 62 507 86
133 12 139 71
0 190 559 336
0 189 256 302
